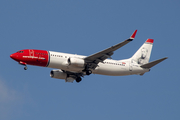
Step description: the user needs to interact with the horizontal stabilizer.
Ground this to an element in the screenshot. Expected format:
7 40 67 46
140 57 168 68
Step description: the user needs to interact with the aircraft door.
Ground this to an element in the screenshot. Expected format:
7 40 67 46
29 49 34 59
129 59 133 71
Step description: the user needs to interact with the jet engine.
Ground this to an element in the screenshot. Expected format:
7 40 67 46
50 69 67 79
68 57 85 67
50 69 76 82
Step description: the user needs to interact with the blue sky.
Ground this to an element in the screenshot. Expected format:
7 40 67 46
0 0 180 120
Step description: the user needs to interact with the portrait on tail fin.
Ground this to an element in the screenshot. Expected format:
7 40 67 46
137 47 149 65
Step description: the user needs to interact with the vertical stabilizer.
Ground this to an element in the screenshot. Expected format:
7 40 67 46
131 39 154 65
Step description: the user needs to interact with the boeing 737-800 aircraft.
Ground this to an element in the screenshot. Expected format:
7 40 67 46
10 30 167 83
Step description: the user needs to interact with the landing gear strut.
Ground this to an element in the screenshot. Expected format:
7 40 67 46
19 61 27 70
76 77 82 83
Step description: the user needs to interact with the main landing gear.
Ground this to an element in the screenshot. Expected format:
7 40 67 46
86 70 92 75
75 70 92 83
76 77 82 83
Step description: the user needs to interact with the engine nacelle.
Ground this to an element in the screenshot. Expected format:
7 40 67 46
50 69 76 82
50 69 67 79
68 57 85 67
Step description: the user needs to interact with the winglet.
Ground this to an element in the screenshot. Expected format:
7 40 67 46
130 30 137 39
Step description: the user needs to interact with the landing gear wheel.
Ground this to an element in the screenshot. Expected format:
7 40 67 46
76 77 82 83
24 66 27 70
86 70 92 75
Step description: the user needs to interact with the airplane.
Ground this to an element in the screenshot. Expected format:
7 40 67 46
10 30 167 83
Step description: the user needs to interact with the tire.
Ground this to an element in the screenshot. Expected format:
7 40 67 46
76 77 82 83
86 70 92 75
24 66 27 70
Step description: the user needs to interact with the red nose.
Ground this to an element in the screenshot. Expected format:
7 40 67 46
10 53 17 60
10 54 14 59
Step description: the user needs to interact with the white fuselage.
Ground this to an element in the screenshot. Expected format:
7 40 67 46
47 51 149 76
10 31 166 83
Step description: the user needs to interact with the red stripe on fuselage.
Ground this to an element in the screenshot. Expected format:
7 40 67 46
10 49 49 67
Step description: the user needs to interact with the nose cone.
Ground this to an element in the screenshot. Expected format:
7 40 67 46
10 54 14 59
10 53 18 61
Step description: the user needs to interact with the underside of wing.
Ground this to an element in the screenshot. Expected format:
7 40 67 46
50 69 85 83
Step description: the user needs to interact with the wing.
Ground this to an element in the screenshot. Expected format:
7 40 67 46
84 30 137 69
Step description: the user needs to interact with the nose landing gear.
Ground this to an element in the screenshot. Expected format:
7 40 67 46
19 61 28 70
24 66 28 70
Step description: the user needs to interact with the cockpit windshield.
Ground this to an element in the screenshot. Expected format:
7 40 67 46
17 51 24 53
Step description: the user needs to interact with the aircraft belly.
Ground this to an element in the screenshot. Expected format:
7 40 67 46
130 67 150 75
93 64 130 76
